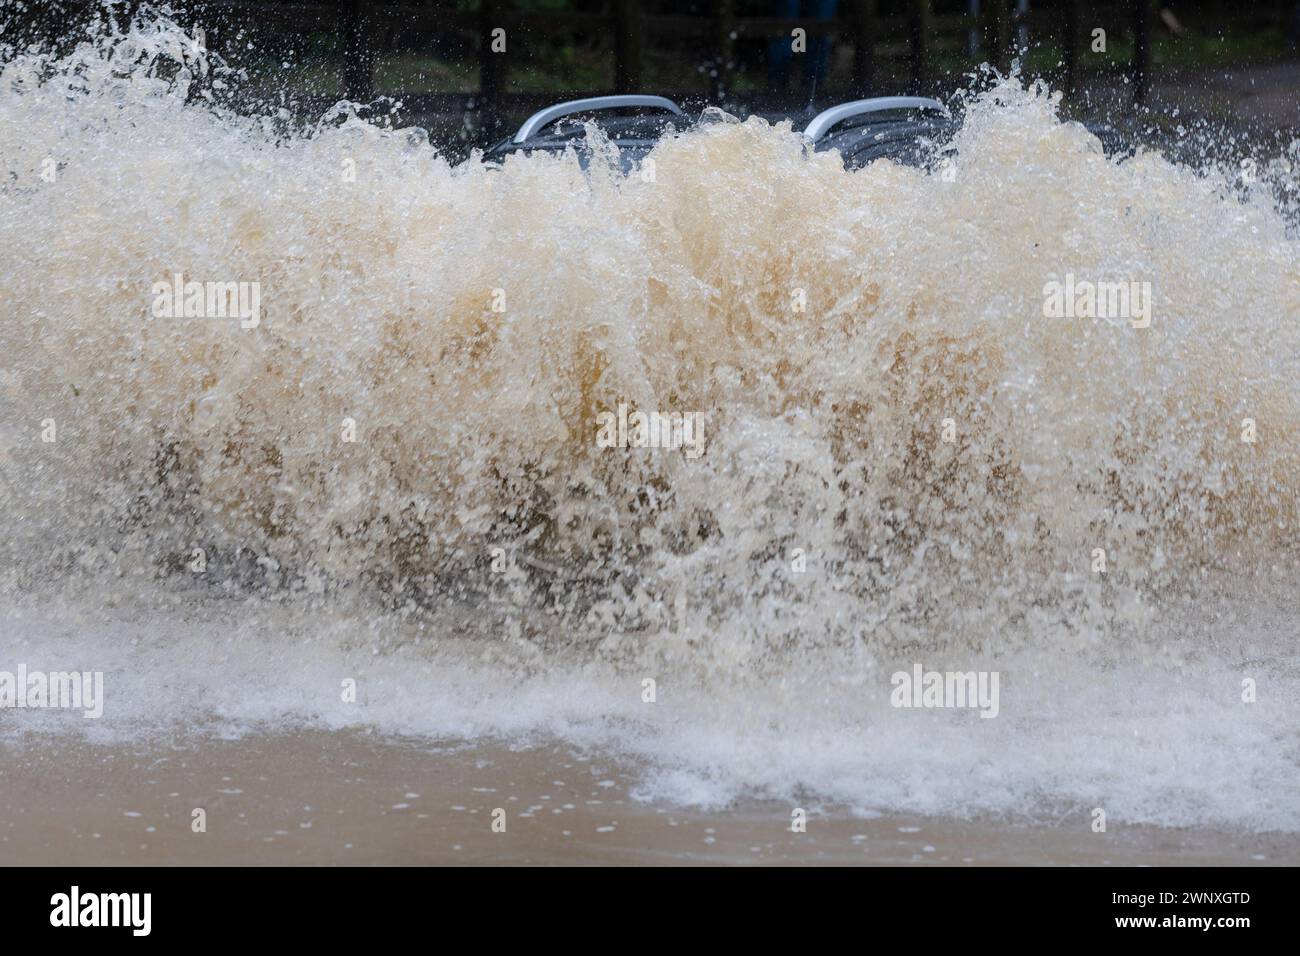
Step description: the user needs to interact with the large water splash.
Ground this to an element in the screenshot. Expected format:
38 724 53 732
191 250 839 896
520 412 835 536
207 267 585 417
2 7 1298 829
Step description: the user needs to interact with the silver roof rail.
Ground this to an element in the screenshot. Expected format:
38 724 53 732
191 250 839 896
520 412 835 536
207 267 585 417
803 97 949 143
512 95 686 144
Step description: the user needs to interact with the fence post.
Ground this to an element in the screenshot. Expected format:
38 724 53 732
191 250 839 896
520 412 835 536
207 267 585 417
983 0 1011 72
711 0 735 101
479 0 503 138
910 0 932 92
614 0 644 93
850 0 877 97
1062 0 1082 95
340 0 373 102
1131 0 1155 105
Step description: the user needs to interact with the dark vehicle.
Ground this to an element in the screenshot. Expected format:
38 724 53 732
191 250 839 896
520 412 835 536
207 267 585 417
804 96 954 169
805 95 1128 168
483 95 689 172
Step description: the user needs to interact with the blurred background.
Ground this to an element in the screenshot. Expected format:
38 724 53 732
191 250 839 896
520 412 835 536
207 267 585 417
7 1 1299 152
